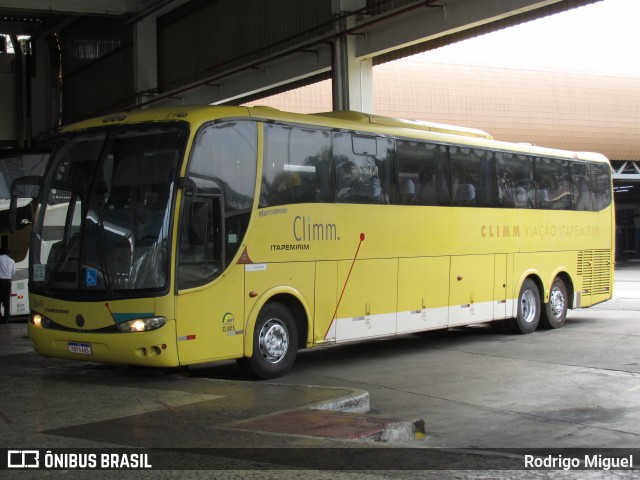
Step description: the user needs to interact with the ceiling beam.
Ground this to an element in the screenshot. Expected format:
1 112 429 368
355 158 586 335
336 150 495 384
0 0 144 16
612 161 640 181
140 0 580 109
352 0 566 59
146 44 333 108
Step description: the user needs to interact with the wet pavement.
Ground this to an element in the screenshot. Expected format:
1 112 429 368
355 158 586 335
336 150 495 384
1 260 640 478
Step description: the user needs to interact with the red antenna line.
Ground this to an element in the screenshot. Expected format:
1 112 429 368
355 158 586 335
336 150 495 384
105 302 116 322
325 233 365 339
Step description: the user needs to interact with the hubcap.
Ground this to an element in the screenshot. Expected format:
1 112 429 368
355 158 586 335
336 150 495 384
549 286 566 318
520 289 537 323
258 319 289 364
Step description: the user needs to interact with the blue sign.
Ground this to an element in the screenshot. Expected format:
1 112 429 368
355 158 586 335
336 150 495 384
85 268 98 287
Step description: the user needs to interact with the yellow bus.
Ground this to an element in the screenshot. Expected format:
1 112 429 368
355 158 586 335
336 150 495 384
15 106 614 378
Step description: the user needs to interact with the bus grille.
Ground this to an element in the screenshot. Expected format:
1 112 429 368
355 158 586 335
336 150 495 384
577 250 612 296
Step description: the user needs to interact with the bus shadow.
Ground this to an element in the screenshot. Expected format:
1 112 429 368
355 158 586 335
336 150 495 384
180 319 595 381
188 323 508 380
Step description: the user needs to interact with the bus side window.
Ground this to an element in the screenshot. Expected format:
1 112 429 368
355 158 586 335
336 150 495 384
398 140 436 206
534 157 572 210
450 146 482 206
262 124 331 207
434 145 450 205
573 162 597 211
479 149 497 207
376 137 396 204
315 153 334 203
591 163 612 211
396 141 449 206
334 132 389 204
497 153 534 209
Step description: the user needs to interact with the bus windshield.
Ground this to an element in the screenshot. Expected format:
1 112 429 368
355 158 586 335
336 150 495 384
31 123 187 295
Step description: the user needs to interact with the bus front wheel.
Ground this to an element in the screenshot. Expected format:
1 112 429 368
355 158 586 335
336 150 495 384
508 279 540 334
237 302 298 380
540 277 568 329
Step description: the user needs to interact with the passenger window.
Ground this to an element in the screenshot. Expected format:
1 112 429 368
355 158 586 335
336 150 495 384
334 132 392 204
397 141 449 205
534 157 572 210
190 121 257 214
590 163 612 211
480 150 497 207
450 146 489 206
262 124 332 207
573 162 596 211
497 153 535 208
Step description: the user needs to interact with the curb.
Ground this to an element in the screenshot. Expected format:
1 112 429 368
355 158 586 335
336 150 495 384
308 388 370 413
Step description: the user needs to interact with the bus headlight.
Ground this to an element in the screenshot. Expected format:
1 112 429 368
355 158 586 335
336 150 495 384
117 316 167 333
31 314 51 328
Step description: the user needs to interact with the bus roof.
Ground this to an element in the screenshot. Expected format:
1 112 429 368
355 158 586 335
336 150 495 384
61 105 609 164
312 110 494 140
62 106 492 140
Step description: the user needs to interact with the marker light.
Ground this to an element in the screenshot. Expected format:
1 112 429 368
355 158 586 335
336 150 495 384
117 316 167 333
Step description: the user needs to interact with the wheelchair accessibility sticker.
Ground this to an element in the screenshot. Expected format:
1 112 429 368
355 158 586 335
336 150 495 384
85 268 97 287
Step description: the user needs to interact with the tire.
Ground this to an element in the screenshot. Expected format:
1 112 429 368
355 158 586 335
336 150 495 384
540 277 568 329
507 279 540 334
237 302 298 379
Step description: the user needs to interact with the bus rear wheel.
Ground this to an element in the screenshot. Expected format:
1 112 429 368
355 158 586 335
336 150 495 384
237 302 298 380
540 277 568 329
508 279 540 334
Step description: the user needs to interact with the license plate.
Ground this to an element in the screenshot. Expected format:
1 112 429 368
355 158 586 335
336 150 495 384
68 342 92 355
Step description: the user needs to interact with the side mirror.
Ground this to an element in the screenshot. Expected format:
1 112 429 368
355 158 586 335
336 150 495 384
9 176 42 233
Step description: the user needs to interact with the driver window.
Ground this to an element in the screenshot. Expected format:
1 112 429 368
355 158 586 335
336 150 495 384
178 177 222 290
178 121 257 290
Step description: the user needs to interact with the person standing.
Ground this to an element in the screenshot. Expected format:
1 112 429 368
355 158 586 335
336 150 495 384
0 248 15 324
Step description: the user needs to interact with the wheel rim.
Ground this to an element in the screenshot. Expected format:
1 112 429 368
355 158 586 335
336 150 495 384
520 289 537 323
258 318 289 364
549 286 566 318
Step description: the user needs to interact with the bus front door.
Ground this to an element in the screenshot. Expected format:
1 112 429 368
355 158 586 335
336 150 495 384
175 264 245 365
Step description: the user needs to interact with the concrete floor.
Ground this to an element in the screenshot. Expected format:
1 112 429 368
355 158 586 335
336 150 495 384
269 260 640 449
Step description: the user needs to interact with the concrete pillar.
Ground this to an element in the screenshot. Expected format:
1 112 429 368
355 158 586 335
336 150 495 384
30 36 60 139
9 35 26 147
332 0 373 113
133 16 158 106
